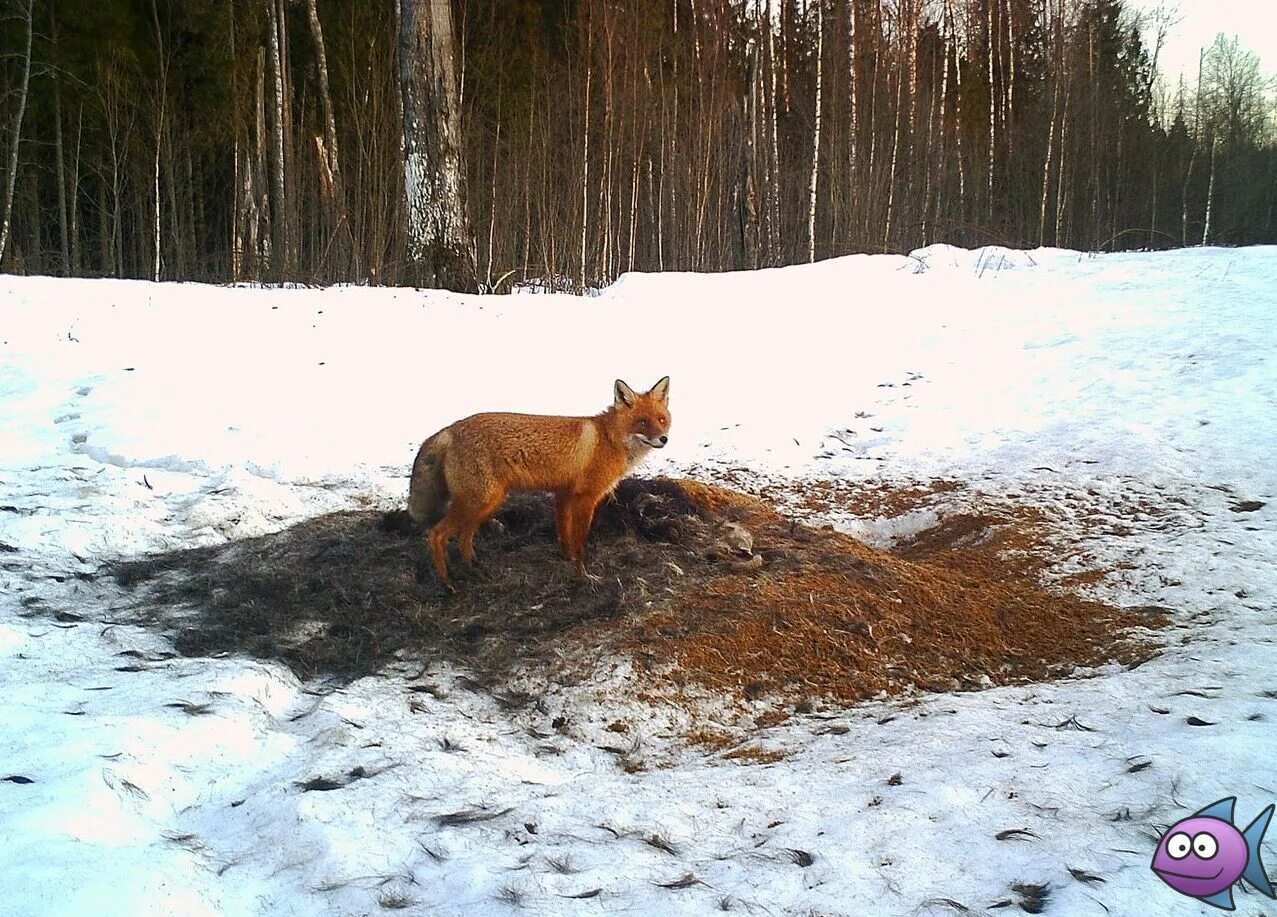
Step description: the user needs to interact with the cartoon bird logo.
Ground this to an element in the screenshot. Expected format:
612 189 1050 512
1151 797 1275 911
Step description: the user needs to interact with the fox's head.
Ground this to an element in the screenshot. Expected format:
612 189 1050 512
613 376 671 453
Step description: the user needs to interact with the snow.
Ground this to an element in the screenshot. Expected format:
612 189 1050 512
3 245 1276 915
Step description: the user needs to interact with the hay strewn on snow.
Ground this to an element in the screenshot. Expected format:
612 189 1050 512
112 477 1161 703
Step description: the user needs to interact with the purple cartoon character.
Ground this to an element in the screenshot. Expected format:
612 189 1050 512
1151 797 1275 910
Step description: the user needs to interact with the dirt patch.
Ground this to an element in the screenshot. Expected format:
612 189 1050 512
111 477 1162 702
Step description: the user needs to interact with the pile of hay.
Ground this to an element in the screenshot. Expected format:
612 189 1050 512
112 478 1160 702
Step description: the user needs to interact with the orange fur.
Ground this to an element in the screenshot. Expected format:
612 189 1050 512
408 377 671 589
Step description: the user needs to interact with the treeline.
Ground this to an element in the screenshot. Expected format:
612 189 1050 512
1 0 1274 290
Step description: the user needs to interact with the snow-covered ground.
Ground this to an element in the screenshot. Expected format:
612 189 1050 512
2 246 1275 916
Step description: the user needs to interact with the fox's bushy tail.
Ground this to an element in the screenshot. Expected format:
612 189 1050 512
407 431 450 528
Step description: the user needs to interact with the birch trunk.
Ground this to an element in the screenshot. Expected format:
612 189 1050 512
1181 144 1197 246
766 0 782 262
884 62 903 251
255 47 271 271
70 104 82 274
1202 136 1217 245
50 6 70 273
807 0 823 263
986 1 996 224
267 0 288 276
580 63 591 290
1040 80 1058 246
741 36 760 269
0 0 34 266
398 0 476 290
150 0 167 282
305 0 342 197
847 0 858 237
53 78 70 274
946 0 966 218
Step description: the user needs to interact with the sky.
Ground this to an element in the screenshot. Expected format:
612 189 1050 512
1126 0 1277 83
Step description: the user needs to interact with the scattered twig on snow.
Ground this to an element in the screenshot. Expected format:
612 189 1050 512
434 806 514 827
995 828 1039 842
645 834 680 856
1011 882 1050 914
559 888 602 899
920 898 972 913
165 700 213 715
1068 867 1106 884
785 848 814 867
493 885 524 907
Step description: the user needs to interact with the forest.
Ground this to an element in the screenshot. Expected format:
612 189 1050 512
1 0 1274 291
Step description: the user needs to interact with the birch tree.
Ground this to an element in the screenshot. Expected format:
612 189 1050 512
0 0 33 267
398 0 476 291
266 0 288 275
807 0 823 262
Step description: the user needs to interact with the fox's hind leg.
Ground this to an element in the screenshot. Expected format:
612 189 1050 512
426 517 461 590
456 488 508 568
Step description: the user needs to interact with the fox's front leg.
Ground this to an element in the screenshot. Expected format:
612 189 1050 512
554 493 574 560
566 494 602 581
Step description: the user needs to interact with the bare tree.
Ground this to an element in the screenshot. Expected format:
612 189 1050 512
0 0 33 266
266 0 289 276
398 0 476 291
1203 134 1217 244
305 0 341 193
1201 33 1274 150
148 0 169 282
808 0 824 262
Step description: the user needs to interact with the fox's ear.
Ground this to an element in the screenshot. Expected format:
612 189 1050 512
614 379 638 407
648 376 670 403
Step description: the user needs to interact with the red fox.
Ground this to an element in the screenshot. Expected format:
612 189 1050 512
408 377 671 589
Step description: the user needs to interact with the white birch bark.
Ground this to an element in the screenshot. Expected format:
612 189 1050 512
398 0 476 289
986 1 996 223
807 0 823 263
847 0 858 226
580 64 591 291
150 0 167 282
766 0 782 260
305 0 341 193
1203 135 1217 245
1040 80 1059 246
267 0 287 273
